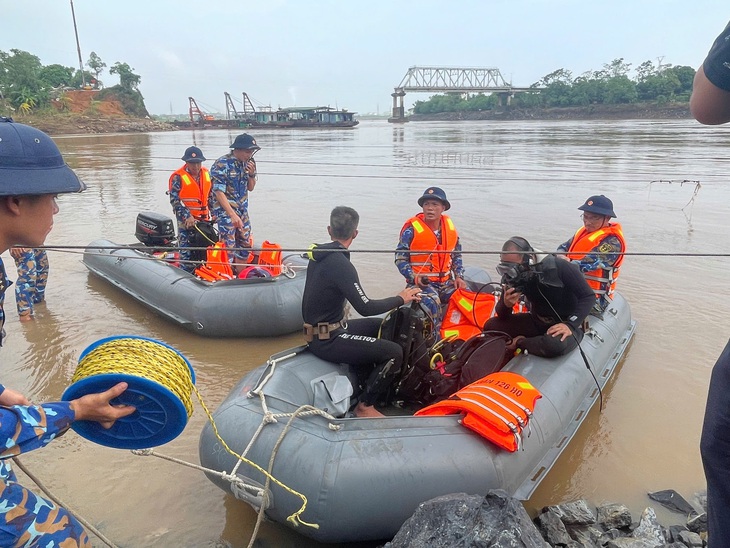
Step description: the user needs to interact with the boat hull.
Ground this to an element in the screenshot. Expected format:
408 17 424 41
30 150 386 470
83 239 308 337
199 293 636 542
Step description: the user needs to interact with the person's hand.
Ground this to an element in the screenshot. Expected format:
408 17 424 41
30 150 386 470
69 382 136 429
184 217 196 229
506 335 526 353
0 387 30 407
502 286 522 308
454 277 467 290
556 253 569 261
399 286 422 304
546 322 572 342
231 213 243 230
9 247 28 260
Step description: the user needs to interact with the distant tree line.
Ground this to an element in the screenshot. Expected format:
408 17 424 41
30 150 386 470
0 48 142 115
412 58 696 114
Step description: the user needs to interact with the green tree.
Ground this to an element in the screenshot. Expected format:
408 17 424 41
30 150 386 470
0 49 44 108
87 51 106 86
635 60 657 82
603 58 632 78
109 62 141 91
39 64 75 88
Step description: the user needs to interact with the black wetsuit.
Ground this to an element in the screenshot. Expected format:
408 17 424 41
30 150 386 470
699 23 730 548
483 256 596 357
302 241 404 406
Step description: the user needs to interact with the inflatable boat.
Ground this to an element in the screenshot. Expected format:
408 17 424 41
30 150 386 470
82 238 309 338
198 292 637 543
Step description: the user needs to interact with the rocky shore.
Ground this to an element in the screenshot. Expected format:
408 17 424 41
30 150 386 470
385 490 707 548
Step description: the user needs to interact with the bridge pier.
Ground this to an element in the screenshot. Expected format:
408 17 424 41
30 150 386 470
388 89 408 123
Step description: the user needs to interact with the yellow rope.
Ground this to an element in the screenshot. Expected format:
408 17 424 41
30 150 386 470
191 383 318 529
73 337 316 530
73 338 195 418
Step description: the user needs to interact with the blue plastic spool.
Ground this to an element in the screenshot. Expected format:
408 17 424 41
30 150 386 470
61 335 195 450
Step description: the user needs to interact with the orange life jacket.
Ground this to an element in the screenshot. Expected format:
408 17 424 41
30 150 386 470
258 240 282 276
194 241 234 281
168 166 212 221
401 213 458 283
566 222 625 299
439 289 527 342
416 371 542 452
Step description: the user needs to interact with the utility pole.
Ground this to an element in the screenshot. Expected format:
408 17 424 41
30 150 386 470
70 0 86 88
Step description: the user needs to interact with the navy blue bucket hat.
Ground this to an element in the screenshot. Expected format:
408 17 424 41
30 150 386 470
578 195 616 218
417 186 450 210
230 133 260 151
0 118 85 196
181 146 206 163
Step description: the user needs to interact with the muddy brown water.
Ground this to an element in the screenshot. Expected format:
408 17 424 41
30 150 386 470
2 119 728 547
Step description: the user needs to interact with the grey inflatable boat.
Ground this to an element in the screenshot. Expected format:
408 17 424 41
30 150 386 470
82 239 309 337
199 292 636 543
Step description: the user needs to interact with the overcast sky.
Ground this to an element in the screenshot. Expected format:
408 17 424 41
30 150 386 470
2 1 727 115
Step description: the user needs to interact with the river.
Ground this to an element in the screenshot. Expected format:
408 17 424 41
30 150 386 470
2 119 728 547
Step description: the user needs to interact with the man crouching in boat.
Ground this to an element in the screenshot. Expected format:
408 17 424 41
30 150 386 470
483 236 595 358
0 118 136 547
302 206 422 418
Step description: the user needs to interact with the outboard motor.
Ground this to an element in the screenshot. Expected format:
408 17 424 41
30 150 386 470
135 212 176 247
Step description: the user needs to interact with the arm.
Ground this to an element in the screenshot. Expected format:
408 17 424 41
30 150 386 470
691 22 730 125
556 237 572 259
394 225 417 284
246 158 257 192
0 383 135 460
169 175 195 228
571 235 623 273
336 258 409 316
561 262 597 329
451 238 467 289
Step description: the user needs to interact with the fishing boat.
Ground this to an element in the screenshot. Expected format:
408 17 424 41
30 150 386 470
82 238 309 338
198 290 636 543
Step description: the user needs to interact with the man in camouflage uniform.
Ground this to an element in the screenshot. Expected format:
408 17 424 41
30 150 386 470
9 248 48 321
557 195 626 317
210 133 260 274
0 118 136 547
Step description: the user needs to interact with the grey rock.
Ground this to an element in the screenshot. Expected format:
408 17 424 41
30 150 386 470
548 500 596 526
536 508 573 546
604 538 663 548
630 508 664 545
385 490 548 548
677 529 704 547
686 512 707 534
694 490 707 513
597 503 633 530
666 524 689 544
566 524 604 547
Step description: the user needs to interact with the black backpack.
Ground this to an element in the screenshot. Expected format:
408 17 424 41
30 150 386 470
189 221 218 264
379 302 436 406
422 331 513 404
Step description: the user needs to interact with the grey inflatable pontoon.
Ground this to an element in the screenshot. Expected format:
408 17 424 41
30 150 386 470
198 292 636 543
82 239 309 337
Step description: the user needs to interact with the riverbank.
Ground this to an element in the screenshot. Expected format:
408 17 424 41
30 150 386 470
407 102 691 122
17 112 176 135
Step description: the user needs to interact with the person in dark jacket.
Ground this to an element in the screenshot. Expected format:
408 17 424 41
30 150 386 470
483 236 596 358
302 206 421 417
693 20 730 548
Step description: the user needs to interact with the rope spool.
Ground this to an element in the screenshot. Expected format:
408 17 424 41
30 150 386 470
61 336 195 449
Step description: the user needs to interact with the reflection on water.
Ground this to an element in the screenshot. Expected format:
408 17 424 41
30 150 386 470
2 119 729 546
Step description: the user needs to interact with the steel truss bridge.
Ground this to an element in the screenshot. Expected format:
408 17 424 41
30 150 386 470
389 66 538 122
